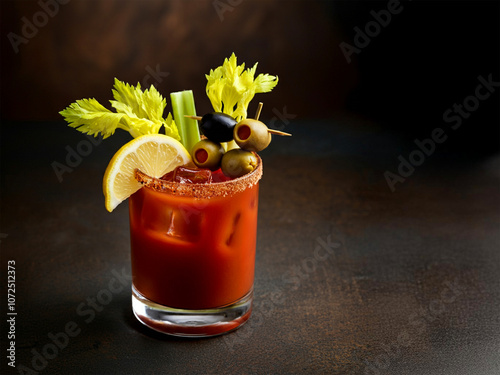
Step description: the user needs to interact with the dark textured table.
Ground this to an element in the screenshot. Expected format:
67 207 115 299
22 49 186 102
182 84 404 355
1 119 499 374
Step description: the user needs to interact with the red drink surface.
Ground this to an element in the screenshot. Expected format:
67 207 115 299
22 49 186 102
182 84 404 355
129 168 259 310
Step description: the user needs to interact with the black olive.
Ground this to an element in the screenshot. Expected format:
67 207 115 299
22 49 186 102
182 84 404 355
233 119 272 152
200 112 237 143
221 149 258 178
191 139 224 171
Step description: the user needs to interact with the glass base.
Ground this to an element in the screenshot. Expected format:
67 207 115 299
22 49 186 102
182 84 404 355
132 286 253 338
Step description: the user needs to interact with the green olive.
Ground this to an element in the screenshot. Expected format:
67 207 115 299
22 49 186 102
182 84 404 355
221 149 258 178
233 119 272 152
191 139 224 171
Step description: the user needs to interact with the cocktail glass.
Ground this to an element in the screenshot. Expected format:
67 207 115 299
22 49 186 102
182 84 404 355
129 156 262 337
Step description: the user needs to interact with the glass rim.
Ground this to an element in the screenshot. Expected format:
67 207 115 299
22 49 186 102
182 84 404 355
134 153 262 199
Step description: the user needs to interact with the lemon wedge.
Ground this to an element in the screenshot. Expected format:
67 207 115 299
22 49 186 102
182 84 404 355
103 134 191 212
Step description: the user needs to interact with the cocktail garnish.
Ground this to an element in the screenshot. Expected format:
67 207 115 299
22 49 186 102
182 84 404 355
205 53 278 121
187 101 291 175
170 90 201 153
60 54 285 211
192 139 225 171
199 112 237 142
102 134 191 212
221 149 258 178
59 78 180 140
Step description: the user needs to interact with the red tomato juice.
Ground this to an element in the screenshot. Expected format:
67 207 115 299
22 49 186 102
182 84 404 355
129 167 260 310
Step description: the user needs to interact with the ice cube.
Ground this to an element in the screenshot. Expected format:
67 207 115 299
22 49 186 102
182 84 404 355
173 166 212 184
225 213 241 247
142 205 173 234
160 169 176 181
165 206 203 242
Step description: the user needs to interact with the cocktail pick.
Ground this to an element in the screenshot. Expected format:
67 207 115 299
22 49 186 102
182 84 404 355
185 102 291 137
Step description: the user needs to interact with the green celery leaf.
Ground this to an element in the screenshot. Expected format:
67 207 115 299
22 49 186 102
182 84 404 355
121 115 163 138
59 98 126 139
163 112 181 140
111 79 149 119
205 53 278 121
111 79 168 122
254 73 279 93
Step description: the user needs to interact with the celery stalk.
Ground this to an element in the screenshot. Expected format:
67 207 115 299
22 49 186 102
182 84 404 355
170 90 201 153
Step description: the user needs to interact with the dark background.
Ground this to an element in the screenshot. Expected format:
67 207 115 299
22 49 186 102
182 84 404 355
1 1 499 374
1 0 499 155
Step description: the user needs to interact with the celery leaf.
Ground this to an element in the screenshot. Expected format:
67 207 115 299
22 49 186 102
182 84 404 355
60 79 180 140
59 98 126 139
206 53 278 121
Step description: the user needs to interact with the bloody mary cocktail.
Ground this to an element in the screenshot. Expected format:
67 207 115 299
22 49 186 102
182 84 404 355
60 54 283 338
130 156 262 336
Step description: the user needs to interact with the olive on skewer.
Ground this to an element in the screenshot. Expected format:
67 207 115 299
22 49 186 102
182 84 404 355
191 139 225 171
233 118 272 152
184 103 291 148
198 112 237 143
221 149 258 178
184 103 291 175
